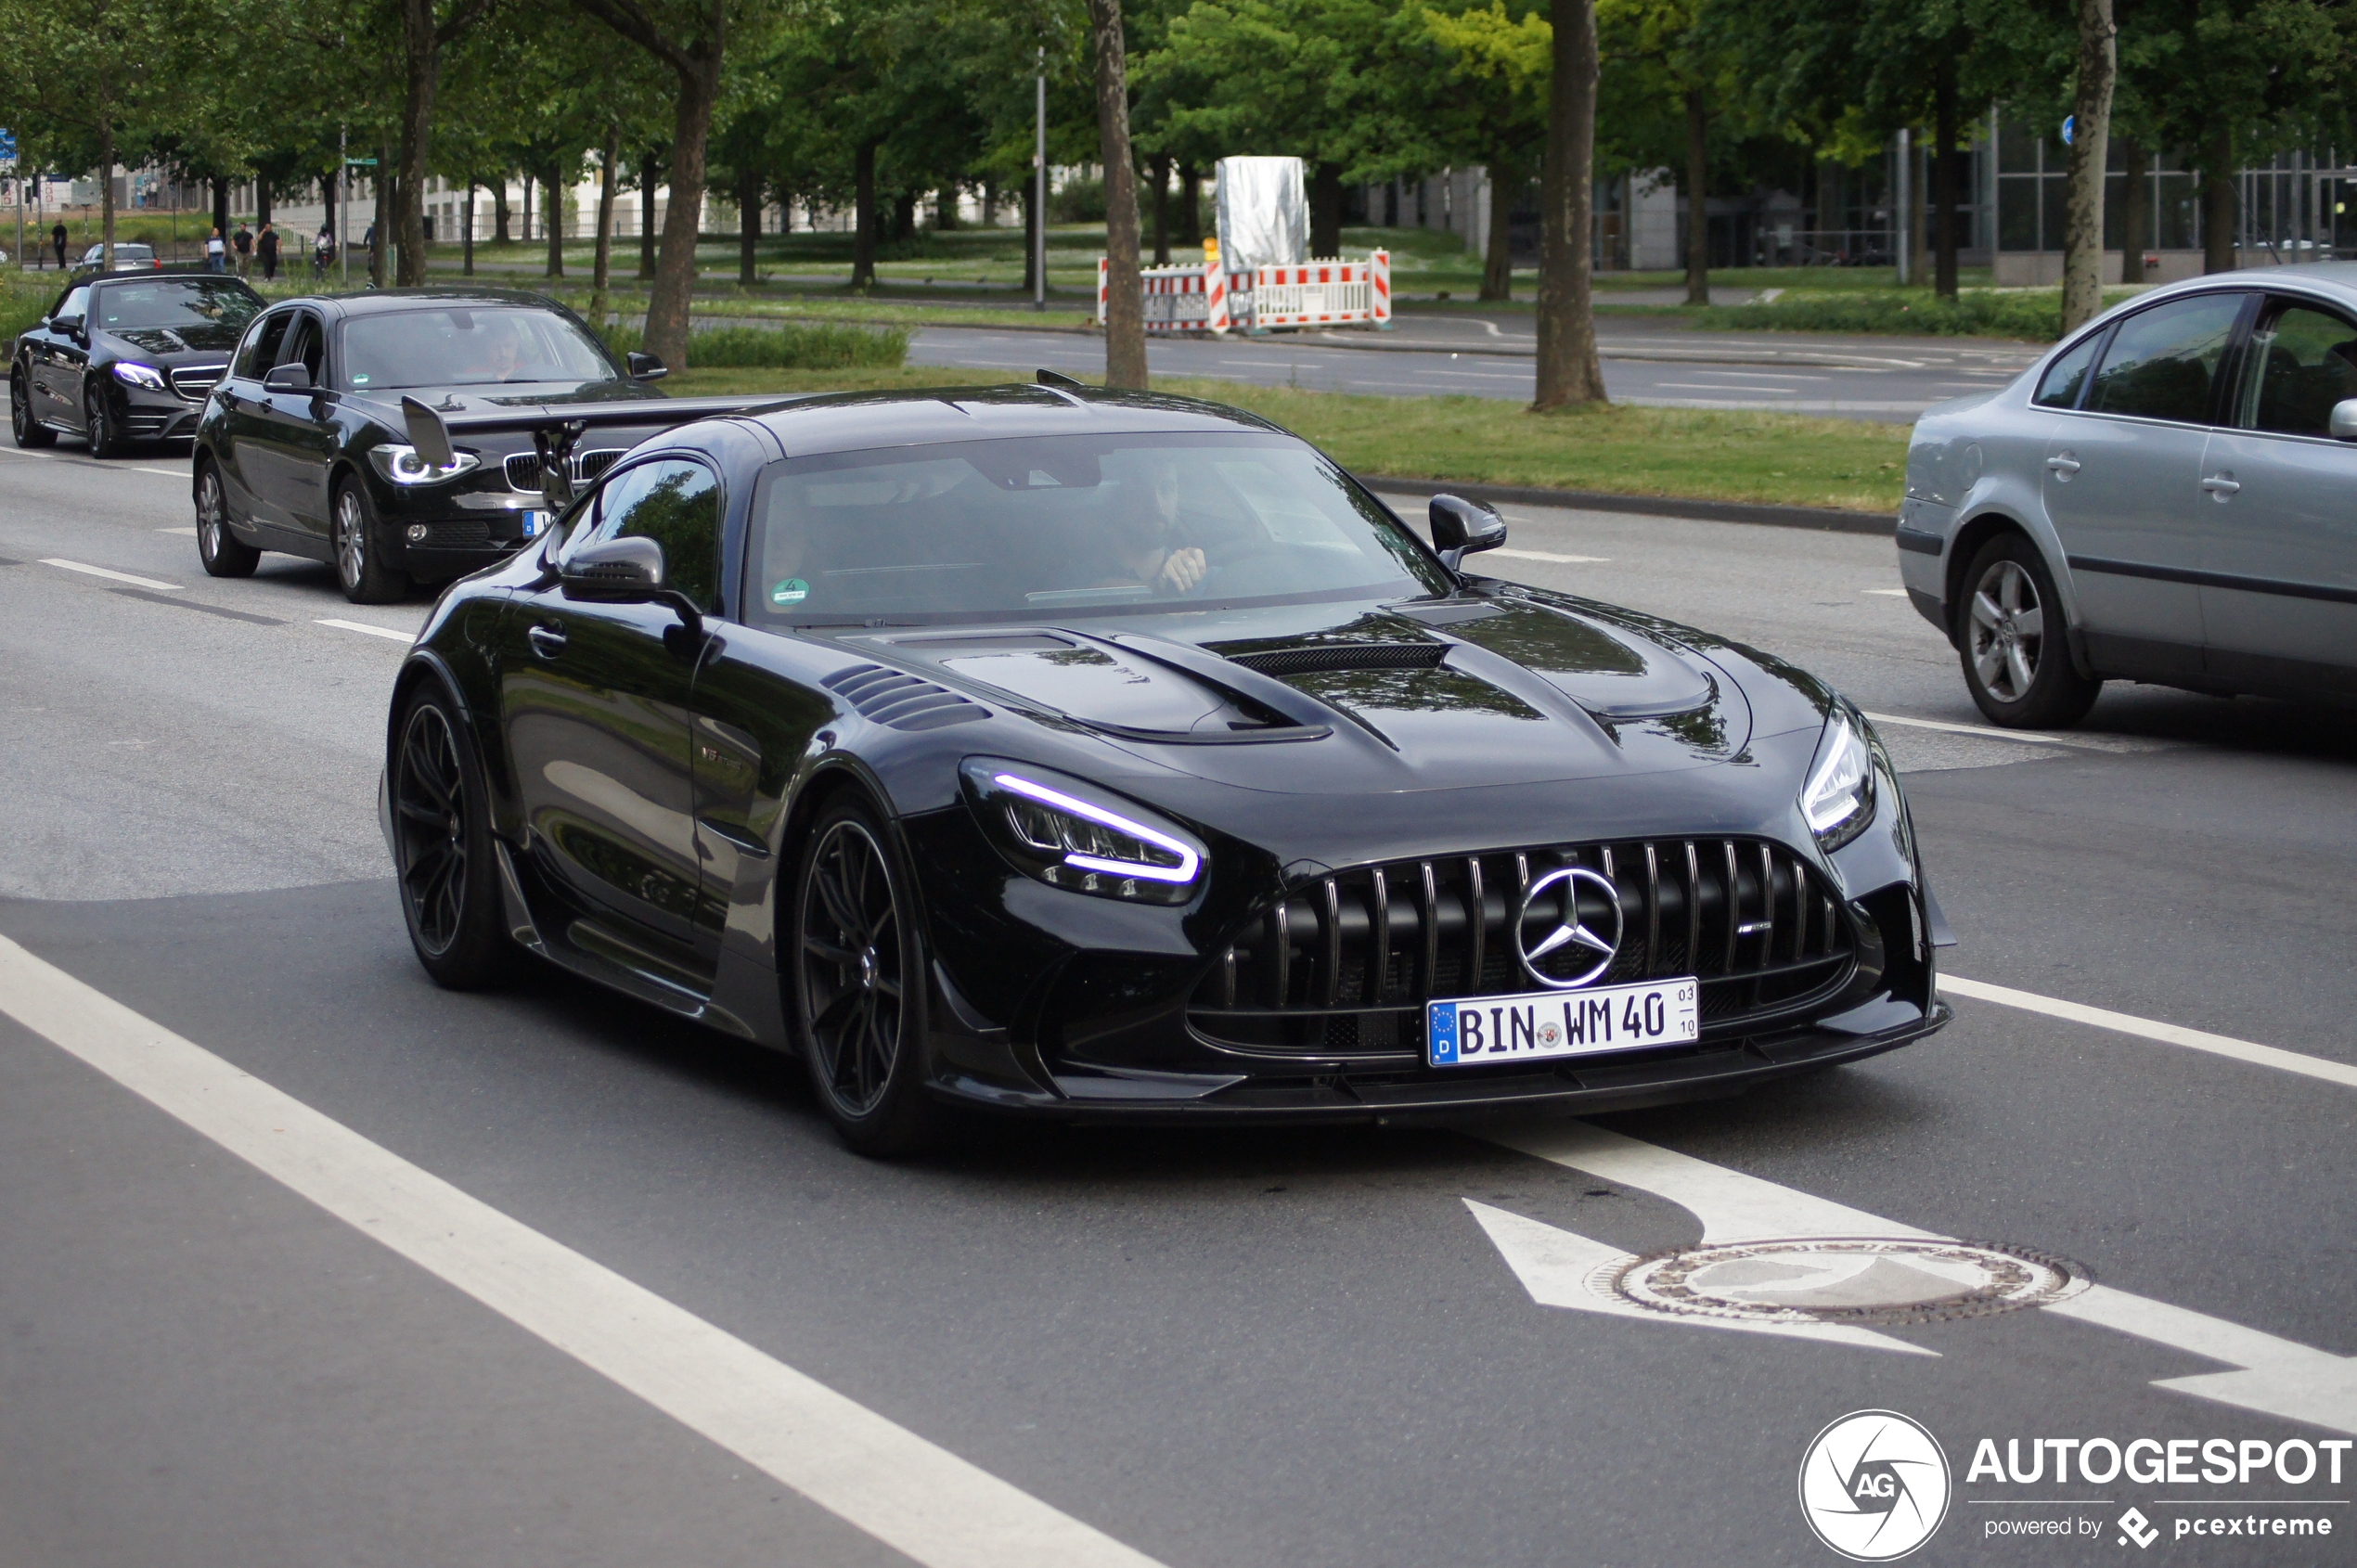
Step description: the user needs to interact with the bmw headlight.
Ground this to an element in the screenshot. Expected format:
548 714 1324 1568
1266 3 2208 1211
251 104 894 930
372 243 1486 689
961 759 1204 905
1799 705 1876 850
369 443 482 485
112 362 167 392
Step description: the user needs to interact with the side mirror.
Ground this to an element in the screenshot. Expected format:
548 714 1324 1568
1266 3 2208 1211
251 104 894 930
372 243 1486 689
264 362 311 392
53 315 84 339
560 533 704 645
626 351 667 382
1429 493 1508 571
2331 399 2357 443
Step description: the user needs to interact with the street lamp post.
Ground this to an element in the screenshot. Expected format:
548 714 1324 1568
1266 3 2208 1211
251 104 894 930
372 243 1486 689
1035 46 1047 311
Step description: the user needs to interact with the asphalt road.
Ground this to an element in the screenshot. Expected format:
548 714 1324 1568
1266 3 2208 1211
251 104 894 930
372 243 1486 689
2 440 2351 1568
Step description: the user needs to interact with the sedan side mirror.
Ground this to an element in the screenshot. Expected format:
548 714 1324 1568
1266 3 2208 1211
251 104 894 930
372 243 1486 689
626 351 667 382
560 534 703 646
1429 493 1508 571
52 315 84 340
264 362 312 392
2331 399 2357 443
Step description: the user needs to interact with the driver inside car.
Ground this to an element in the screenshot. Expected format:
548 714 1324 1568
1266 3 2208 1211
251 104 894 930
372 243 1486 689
1101 455 1209 595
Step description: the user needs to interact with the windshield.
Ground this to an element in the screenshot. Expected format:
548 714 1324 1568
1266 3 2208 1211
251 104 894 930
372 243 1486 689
95 278 261 331
338 306 616 391
747 431 1450 626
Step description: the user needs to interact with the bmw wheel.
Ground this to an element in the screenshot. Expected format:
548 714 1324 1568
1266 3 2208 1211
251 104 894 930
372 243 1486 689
10 372 55 448
83 385 122 458
194 461 259 578
392 685 512 988
1957 534 2099 729
792 797 941 1154
333 480 408 604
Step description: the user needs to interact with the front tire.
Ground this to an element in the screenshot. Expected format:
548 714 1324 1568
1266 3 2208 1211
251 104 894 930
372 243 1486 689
391 686 512 989
83 385 123 458
1956 534 2100 729
333 480 407 604
792 798 941 1155
10 372 55 448
194 462 259 577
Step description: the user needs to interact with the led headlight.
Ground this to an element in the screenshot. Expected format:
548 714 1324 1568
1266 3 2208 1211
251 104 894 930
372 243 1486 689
112 362 167 392
1799 705 1876 850
960 759 1205 905
368 443 483 485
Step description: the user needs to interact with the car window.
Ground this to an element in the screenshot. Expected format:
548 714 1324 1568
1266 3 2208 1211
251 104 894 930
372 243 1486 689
2084 293 2247 424
281 313 326 380
339 307 615 391
93 278 262 332
2034 328 2106 409
54 285 90 325
2231 301 2357 438
561 459 722 611
236 312 292 379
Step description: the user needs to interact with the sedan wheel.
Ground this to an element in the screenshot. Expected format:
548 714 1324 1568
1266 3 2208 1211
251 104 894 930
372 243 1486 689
1956 534 2099 729
83 386 122 459
1969 559 2041 703
333 482 407 603
793 801 940 1153
10 374 56 448
194 464 259 578
392 689 509 987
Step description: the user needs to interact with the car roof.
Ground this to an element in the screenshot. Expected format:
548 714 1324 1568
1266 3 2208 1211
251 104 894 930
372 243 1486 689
740 383 1285 458
272 287 570 319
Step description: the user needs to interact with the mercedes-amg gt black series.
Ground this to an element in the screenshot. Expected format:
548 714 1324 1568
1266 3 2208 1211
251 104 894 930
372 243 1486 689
187 288 735 604
383 378 1950 1151
11 271 262 456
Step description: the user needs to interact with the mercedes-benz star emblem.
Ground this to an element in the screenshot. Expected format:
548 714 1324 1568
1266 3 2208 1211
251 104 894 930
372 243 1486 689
1514 866 1624 988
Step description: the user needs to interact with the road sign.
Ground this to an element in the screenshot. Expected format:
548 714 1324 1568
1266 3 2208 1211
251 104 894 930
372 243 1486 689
2061 115 2075 147
0 128 17 173
345 156 378 168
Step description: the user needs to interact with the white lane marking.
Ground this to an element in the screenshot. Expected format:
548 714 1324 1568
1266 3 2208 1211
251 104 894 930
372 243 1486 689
0 448 184 477
0 934 1166 1568
1481 1120 2357 1433
1863 587 1910 597
42 557 181 591
1490 547 1609 564
131 466 187 478
316 618 416 644
1940 974 2357 1090
156 526 199 536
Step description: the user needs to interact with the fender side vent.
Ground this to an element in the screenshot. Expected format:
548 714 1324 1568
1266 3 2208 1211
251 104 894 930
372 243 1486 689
822 663 989 730
1227 642 1448 677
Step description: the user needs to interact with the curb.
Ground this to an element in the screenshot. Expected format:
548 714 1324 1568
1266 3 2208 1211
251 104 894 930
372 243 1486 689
1358 475 1895 536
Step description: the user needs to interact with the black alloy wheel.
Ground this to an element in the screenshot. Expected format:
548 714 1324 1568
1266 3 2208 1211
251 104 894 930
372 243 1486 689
10 372 56 448
391 688 511 988
792 799 940 1154
1956 533 2101 729
82 384 122 458
194 462 259 577
333 480 407 604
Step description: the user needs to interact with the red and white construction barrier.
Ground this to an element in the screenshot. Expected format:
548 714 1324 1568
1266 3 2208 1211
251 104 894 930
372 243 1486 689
1098 251 1389 335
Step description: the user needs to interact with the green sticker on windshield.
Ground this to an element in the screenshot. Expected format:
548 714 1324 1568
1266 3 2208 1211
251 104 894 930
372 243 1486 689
770 577 810 606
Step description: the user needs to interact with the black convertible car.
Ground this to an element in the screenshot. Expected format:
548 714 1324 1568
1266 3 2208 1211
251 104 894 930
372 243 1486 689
11 271 262 456
384 379 1950 1151
188 288 739 603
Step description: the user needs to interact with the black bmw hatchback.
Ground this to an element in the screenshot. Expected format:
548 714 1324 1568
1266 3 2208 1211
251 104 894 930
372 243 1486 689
189 288 717 603
10 272 263 456
384 379 1951 1153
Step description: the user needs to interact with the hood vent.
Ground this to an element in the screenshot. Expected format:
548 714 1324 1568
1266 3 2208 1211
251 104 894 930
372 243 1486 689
1227 642 1447 677
822 663 990 730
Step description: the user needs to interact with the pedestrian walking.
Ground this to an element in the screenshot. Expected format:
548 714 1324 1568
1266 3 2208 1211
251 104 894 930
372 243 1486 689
50 222 67 270
256 222 279 282
205 227 227 273
233 222 253 277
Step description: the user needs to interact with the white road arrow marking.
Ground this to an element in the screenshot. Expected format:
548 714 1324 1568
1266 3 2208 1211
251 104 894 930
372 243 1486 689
1475 1121 2357 1434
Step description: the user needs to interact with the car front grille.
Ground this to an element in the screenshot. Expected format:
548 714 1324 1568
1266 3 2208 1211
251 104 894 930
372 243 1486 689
170 365 225 402
1188 837 1857 1057
504 447 625 493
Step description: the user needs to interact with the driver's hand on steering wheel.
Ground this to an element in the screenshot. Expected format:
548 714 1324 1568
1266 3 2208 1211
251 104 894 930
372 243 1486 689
1157 546 1208 595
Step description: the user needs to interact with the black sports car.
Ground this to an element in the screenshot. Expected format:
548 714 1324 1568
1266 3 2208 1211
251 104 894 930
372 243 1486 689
382 378 1951 1152
11 271 263 456
188 288 740 603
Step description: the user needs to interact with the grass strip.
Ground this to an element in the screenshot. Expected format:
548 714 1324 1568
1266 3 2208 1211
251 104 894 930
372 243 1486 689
662 365 1907 514
598 318 908 369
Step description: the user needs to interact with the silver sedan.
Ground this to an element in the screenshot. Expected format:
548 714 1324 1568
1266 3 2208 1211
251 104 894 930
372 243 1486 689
1898 265 2357 726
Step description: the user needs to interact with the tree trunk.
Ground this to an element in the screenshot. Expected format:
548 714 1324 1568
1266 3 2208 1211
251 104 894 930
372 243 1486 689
99 119 115 267
893 187 919 243
1180 162 1201 245
592 128 621 319
935 186 957 230
852 139 878 289
257 178 273 228
462 184 474 276
2060 0 2115 328
1480 155 1514 301
738 164 760 285
644 60 719 370
545 163 565 277
981 177 997 228
396 0 439 286
371 161 389 288
2118 136 2146 284
495 184 510 244
1933 56 1962 301
1023 174 1038 292
639 154 659 278
1150 152 1171 263
1683 86 1709 305
1309 161 1344 257
211 176 230 245
1090 0 1147 389
2201 122 2235 274
522 174 534 243
1534 0 1606 409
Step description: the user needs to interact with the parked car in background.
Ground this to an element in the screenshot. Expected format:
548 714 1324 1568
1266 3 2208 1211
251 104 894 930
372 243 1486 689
73 241 161 274
1899 265 2357 726
10 272 264 457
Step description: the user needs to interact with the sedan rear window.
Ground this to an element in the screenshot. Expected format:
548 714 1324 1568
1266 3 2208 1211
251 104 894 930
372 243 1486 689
338 307 616 390
2084 293 2246 424
749 431 1449 625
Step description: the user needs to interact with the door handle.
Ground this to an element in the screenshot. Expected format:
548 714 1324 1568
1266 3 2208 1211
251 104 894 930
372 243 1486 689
2045 456 2081 475
2201 473 2241 496
527 623 567 658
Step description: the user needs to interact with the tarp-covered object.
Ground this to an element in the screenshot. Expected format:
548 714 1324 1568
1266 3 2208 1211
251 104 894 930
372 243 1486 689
1215 157 1307 270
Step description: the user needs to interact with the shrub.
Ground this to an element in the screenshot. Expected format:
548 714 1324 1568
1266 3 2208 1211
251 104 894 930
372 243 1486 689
599 320 909 370
1694 287 2139 342
1050 178 1107 225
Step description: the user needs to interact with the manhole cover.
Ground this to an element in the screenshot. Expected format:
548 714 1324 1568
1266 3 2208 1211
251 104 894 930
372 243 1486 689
1599 1238 2090 1327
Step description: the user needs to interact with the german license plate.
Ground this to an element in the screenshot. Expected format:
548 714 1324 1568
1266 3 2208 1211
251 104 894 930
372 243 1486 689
520 510 548 538
1427 978 1698 1067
